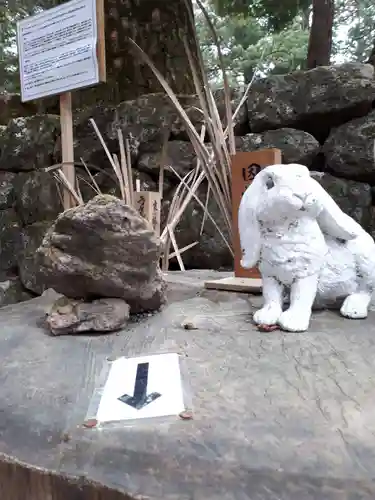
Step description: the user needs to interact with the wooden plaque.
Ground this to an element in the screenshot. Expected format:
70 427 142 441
133 191 161 236
231 149 282 278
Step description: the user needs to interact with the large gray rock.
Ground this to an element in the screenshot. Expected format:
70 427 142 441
0 115 60 171
15 171 62 225
322 110 375 184
138 141 197 178
311 172 372 230
32 195 166 313
46 296 130 335
69 94 192 167
236 128 320 166
0 208 22 278
247 63 375 139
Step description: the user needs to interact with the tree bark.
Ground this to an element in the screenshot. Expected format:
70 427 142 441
76 0 198 107
306 0 334 69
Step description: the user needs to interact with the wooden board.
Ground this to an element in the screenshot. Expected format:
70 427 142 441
133 191 161 235
204 276 262 294
231 149 282 279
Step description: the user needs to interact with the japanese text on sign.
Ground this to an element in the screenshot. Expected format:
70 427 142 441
17 0 100 102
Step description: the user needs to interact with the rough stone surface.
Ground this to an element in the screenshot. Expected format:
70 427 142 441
45 296 130 335
0 171 16 209
18 221 51 292
62 91 247 169
0 208 22 278
77 168 173 204
323 109 375 183
33 195 166 313
247 63 375 139
181 87 249 138
312 171 372 230
0 93 38 125
2 271 375 499
15 171 61 225
138 140 197 177
162 186 232 270
0 277 33 307
236 128 320 166
0 115 60 171
213 87 249 136
69 94 192 167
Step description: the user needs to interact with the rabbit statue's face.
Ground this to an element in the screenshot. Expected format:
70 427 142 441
256 164 311 223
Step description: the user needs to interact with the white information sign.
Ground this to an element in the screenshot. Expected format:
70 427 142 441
17 0 100 102
96 353 186 423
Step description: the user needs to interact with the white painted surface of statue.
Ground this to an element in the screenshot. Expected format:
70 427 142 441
238 163 375 332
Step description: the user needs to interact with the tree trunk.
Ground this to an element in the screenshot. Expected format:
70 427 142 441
306 0 334 69
76 0 198 107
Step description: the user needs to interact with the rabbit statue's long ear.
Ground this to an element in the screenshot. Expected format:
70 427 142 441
308 177 360 240
238 171 267 268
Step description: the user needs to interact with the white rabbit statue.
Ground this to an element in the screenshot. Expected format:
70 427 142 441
239 163 375 332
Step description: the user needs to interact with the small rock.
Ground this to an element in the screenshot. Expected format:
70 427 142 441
179 410 194 420
181 320 198 330
83 418 98 428
46 296 130 335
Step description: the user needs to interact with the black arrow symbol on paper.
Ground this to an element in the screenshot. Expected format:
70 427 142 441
118 362 161 410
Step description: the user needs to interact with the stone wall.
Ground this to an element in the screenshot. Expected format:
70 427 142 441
1 62 375 306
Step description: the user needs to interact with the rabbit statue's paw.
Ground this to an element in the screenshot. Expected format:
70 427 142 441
253 304 282 326
278 308 311 332
340 293 371 319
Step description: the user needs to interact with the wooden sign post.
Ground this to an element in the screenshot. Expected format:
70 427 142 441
231 148 282 278
17 0 106 210
59 92 75 209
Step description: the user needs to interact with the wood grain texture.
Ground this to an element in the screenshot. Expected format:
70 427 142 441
1 271 375 499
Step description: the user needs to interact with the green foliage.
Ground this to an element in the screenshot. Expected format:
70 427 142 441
210 0 311 31
334 0 375 63
196 6 309 86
